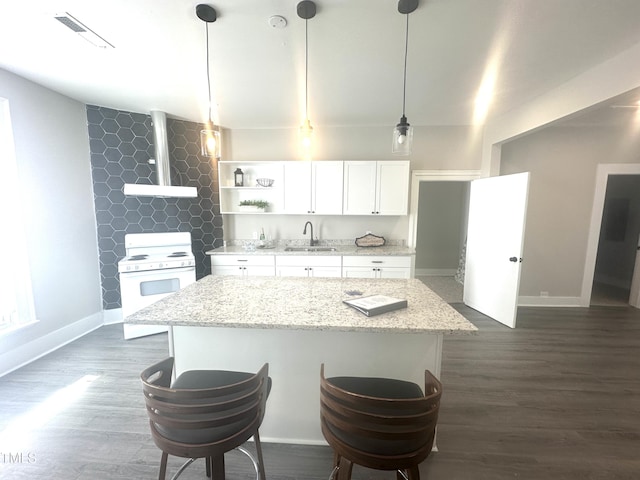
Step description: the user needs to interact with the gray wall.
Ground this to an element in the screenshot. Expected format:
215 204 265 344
0 68 101 353
501 125 640 298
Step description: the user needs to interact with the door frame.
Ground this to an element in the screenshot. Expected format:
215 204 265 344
581 163 640 307
408 170 482 249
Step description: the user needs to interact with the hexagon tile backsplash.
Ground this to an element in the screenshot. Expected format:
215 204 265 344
87 105 223 310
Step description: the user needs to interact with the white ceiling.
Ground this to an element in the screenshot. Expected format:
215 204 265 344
1 0 640 130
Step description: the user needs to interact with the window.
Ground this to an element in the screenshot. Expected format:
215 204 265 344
0 98 36 333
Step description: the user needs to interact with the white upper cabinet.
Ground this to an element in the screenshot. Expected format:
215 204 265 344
343 161 410 215
219 160 408 216
283 161 343 214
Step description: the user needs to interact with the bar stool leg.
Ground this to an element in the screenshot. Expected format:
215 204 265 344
159 452 168 480
337 456 354 480
210 455 225 480
254 431 267 480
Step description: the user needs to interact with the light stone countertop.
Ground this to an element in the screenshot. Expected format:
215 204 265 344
125 275 477 335
205 244 415 257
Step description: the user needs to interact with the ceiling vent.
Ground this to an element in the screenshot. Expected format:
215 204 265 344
54 12 114 49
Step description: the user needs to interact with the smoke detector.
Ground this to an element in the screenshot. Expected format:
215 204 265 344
268 15 287 28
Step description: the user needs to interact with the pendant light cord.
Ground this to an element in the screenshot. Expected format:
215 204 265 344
305 18 309 120
205 22 212 124
402 13 409 118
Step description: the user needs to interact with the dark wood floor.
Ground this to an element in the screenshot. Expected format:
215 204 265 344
1 305 639 479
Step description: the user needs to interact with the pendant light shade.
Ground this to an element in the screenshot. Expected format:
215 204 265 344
197 4 221 158
200 128 220 157
299 118 313 148
297 1 316 154
392 0 418 156
392 115 413 155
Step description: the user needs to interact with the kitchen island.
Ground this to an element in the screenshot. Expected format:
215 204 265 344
125 275 476 444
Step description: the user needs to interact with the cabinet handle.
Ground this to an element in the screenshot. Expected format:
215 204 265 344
371 261 383 264
237 259 248 262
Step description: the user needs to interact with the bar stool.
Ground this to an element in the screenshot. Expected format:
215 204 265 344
319 364 442 480
141 357 271 480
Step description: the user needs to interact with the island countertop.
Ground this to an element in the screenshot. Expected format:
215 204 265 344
125 275 477 335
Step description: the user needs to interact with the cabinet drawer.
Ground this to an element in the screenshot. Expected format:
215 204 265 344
342 255 411 268
275 255 342 267
210 255 275 267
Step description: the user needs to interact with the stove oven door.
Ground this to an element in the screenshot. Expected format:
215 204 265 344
120 266 196 340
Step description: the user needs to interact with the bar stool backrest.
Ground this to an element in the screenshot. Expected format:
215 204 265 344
141 357 269 460
320 364 441 473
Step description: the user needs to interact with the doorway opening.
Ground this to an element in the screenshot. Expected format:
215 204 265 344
408 170 481 304
590 174 640 306
582 164 640 308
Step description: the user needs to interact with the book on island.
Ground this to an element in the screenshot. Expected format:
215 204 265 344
343 295 408 317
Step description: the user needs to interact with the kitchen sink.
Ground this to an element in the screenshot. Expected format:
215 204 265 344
284 246 337 252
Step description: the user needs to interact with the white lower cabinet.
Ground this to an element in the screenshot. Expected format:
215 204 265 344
342 255 412 279
210 253 412 279
275 255 342 278
210 255 275 277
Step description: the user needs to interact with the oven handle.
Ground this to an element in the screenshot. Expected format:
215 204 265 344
119 266 196 279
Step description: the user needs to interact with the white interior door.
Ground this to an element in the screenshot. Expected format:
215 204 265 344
463 172 530 328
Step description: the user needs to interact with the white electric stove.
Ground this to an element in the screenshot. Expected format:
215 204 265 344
118 232 196 339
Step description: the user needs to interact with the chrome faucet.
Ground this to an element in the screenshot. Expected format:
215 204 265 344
303 221 316 246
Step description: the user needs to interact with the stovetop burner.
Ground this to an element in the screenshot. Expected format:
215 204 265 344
118 233 196 273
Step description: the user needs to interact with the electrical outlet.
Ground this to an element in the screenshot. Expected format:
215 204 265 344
540 291 549 297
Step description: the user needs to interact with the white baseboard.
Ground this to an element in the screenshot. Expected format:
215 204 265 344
518 296 582 307
103 308 123 325
415 268 457 277
0 312 104 378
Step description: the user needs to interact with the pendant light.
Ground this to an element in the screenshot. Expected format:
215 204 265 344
196 4 221 158
297 1 316 152
392 0 419 156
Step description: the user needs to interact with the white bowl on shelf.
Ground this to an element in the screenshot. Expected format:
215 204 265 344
256 178 275 187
